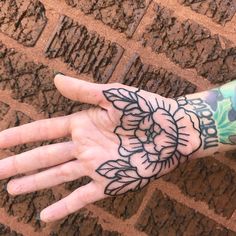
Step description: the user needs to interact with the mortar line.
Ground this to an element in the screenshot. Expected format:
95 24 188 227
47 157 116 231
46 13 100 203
0 32 93 84
225 13 236 31
231 209 236 222
0 157 62 235
153 0 236 42
0 25 210 95
0 150 45 236
0 2 235 234
38 0 211 90
0 0 230 90
0 90 46 121
0 208 44 236
0 47 233 235
87 204 147 236
125 184 156 225
50 184 142 236
50 175 236 234
130 0 214 91
154 179 236 232
109 50 134 84
214 154 236 173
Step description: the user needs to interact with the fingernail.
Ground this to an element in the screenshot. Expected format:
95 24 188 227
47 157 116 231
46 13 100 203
35 212 41 221
53 71 65 77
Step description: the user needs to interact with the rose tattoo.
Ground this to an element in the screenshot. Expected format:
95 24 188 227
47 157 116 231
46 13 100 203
96 88 202 196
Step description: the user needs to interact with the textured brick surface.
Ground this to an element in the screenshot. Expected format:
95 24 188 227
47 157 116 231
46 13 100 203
225 151 236 163
65 0 151 37
45 16 124 83
0 41 86 117
0 0 235 235
0 0 47 46
49 209 120 236
141 4 236 84
0 223 23 236
95 189 147 220
121 54 197 97
65 177 92 191
164 158 236 219
65 176 147 219
0 102 10 121
179 0 236 25
0 109 55 231
0 181 55 231
0 110 51 155
136 190 236 236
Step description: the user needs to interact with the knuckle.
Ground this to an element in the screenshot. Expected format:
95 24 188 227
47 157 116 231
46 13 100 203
112 82 122 88
77 190 90 205
59 164 74 181
36 147 45 166
12 156 19 174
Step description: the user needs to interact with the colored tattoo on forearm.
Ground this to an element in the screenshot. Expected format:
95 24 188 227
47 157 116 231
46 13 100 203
206 80 236 145
178 80 236 149
96 89 202 196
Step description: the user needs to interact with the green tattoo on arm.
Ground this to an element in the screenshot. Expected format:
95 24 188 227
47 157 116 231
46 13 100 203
206 80 236 145
178 80 236 154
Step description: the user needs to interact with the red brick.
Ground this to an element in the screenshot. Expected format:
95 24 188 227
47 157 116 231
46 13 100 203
49 209 120 236
179 0 236 25
141 4 236 84
0 41 86 117
0 0 47 46
163 157 236 219
0 101 10 121
121 54 197 97
64 0 151 37
65 177 147 219
0 223 23 236
136 189 236 236
45 16 124 83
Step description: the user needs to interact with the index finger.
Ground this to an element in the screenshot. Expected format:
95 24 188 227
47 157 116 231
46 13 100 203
0 116 72 149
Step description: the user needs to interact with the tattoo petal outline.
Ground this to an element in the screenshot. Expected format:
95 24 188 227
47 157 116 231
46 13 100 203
97 89 202 196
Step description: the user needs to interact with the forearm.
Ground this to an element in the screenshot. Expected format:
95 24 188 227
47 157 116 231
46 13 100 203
179 80 236 159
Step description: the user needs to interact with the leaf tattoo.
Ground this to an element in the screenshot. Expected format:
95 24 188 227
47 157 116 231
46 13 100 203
96 160 131 179
96 89 202 196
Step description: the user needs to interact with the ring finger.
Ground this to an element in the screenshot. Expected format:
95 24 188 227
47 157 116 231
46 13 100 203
6 159 85 195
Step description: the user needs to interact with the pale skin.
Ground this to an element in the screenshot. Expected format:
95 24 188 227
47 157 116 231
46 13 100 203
0 74 234 222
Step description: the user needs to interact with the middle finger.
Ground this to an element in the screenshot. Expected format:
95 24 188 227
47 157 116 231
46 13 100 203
0 142 76 179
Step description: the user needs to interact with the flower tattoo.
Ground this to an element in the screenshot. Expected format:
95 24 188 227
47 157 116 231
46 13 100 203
96 89 202 196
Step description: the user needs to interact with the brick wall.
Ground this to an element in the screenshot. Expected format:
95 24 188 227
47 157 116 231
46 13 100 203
0 0 236 235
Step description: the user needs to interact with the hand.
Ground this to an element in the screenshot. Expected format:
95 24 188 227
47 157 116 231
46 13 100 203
0 75 202 222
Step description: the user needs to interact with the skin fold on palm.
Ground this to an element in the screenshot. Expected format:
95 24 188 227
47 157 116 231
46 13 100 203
0 75 202 222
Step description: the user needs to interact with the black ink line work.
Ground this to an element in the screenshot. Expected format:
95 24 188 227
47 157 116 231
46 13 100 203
178 96 218 150
96 89 202 196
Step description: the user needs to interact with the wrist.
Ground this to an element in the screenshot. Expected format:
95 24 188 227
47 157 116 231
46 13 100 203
178 92 224 159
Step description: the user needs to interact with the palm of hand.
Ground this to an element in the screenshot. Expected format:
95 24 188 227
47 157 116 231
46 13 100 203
0 75 201 222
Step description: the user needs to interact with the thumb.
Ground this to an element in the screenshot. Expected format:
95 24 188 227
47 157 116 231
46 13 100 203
54 74 109 108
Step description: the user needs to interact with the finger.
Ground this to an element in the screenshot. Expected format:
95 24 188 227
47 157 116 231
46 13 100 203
0 116 72 148
7 160 84 195
0 142 75 179
54 74 110 108
40 182 104 222
54 74 158 109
